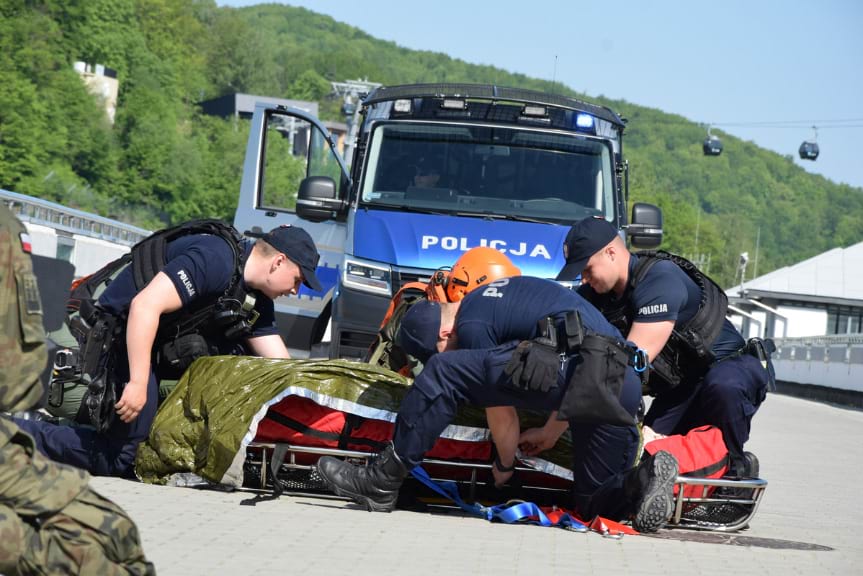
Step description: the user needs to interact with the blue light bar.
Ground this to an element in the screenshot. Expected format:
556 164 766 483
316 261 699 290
575 113 594 129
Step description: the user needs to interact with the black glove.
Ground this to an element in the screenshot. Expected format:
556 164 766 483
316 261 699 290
504 338 560 393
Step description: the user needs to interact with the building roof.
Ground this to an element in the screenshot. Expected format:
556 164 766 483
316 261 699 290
726 240 863 306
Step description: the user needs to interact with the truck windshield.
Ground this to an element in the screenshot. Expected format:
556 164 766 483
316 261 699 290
359 122 615 222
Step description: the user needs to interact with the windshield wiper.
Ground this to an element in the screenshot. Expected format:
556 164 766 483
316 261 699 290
454 211 550 224
363 204 447 216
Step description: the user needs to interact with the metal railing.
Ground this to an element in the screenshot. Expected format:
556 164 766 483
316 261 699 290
774 334 863 364
772 334 863 394
1 189 150 246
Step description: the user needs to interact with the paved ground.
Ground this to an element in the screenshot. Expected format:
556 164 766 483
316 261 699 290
91 392 863 576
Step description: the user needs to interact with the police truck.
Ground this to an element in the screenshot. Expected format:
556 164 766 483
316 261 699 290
233 83 662 357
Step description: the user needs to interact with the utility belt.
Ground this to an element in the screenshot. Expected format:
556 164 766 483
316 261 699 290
717 337 777 397
719 337 776 365
537 311 649 385
505 312 648 428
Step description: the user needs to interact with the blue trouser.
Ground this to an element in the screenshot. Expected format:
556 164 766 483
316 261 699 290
644 353 768 461
393 344 643 520
14 369 159 477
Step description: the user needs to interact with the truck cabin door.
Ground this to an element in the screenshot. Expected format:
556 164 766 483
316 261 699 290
234 105 352 351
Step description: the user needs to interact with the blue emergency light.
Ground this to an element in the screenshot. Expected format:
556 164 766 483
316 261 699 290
575 113 594 130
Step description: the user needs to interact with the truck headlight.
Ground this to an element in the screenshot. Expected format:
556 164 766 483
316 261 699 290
342 257 392 296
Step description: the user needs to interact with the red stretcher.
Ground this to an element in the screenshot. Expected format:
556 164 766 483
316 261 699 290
241 393 766 532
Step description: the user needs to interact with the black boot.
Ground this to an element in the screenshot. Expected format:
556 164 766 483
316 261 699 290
316 443 409 512
627 450 678 532
741 451 759 479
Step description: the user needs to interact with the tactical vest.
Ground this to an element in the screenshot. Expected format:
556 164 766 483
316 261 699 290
585 251 728 395
365 266 451 376
365 282 432 376
132 219 258 350
66 220 259 430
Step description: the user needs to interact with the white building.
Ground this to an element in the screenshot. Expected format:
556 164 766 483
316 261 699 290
74 61 119 124
726 242 863 398
726 241 863 339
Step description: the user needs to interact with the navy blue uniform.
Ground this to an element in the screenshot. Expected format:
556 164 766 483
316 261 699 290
393 276 643 519
16 234 276 476
582 255 768 459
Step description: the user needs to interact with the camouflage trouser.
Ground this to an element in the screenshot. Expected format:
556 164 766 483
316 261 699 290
0 417 155 575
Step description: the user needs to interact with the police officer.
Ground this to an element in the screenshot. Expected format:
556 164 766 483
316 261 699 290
557 216 770 471
15 223 322 477
317 276 680 532
0 203 155 574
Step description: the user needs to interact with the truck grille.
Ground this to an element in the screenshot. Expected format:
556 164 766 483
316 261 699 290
393 268 436 291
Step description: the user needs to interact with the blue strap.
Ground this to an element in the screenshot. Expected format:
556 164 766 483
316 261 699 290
488 501 588 531
410 466 588 531
410 466 486 516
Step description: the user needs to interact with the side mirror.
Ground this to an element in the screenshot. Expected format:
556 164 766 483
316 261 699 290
627 202 663 249
296 176 346 223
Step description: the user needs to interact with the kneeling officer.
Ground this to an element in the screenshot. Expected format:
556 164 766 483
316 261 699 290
15 220 322 477
317 276 679 532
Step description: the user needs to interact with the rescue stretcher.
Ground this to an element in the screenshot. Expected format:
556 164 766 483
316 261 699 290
134 356 767 534
242 441 768 533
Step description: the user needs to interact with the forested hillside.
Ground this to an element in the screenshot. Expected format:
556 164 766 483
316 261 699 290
1 0 861 286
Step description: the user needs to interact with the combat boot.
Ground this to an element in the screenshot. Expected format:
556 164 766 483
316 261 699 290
316 443 409 512
741 451 759 478
630 450 679 532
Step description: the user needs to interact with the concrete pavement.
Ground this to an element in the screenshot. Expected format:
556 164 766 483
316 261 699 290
90 392 863 576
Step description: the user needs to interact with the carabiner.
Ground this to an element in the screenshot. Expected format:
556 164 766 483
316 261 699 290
632 348 649 373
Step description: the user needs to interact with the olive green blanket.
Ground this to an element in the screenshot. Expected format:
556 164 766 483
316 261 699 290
135 356 572 486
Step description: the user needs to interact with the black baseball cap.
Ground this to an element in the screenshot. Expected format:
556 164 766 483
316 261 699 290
397 300 441 363
262 225 323 291
556 217 619 280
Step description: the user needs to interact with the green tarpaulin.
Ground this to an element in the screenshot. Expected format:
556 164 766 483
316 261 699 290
135 356 573 487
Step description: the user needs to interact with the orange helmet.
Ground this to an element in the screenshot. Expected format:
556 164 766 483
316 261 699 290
445 247 521 302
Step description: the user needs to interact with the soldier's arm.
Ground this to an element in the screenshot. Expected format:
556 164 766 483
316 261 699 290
115 272 182 423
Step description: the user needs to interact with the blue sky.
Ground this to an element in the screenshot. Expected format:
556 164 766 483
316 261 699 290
220 0 863 189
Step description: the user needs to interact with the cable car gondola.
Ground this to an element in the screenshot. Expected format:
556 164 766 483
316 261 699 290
798 141 819 161
703 126 723 156
799 126 819 161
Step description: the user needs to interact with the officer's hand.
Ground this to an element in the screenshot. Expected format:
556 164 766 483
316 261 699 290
115 381 147 423
518 426 558 456
492 461 515 488
504 338 559 393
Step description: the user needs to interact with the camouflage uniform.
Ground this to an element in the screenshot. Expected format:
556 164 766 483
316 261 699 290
0 204 154 575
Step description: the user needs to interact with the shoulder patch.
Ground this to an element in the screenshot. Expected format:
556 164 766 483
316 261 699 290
638 303 669 316
175 269 197 297
19 232 32 253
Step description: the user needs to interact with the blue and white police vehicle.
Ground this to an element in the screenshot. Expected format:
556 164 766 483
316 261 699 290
233 84 663 357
